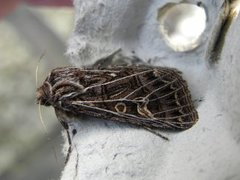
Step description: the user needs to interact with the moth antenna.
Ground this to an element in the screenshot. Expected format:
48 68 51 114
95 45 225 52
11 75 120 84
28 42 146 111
38 103 48 133
38 103 60 165
35 52 45 88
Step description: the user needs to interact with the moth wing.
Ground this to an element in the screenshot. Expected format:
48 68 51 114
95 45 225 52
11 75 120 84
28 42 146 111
67 66 198 130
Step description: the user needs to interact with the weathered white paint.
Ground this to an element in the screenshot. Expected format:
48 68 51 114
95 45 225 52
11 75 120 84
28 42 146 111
62 0 240 179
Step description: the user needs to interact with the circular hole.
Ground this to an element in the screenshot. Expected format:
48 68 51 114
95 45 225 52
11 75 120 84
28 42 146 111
158 3 207 52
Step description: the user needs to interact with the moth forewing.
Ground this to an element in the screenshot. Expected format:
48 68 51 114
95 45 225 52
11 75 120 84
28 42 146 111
36 65 198 138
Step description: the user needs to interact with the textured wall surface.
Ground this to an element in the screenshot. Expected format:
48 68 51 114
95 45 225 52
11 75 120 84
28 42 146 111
62 0 240 179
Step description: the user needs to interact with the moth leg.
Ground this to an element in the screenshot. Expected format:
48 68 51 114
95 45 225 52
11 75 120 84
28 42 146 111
92 49 122 68
65 129 72 164
55 109 72 164
93 48 147 67
143 126 169 141
59 121 72 164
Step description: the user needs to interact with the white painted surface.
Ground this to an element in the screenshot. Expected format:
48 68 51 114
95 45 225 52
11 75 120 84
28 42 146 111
62 0 240 179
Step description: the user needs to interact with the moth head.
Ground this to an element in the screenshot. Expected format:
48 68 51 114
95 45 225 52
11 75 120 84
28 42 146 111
36 82 52 106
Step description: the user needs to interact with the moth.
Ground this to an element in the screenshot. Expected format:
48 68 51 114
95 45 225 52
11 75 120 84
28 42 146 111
36 65 198 141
